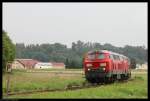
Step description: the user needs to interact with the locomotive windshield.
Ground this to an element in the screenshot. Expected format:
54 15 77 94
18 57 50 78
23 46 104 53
98 53 105 59
87 52 106 60
87 53 96 59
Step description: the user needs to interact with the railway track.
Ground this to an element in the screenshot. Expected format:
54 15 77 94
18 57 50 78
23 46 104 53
4 83 101 96
27 70 83 74
4 78 134 96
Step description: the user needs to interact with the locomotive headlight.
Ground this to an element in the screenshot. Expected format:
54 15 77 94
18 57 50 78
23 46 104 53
100 63 106 66
86 64 92 67
87 68 90 71
103 68 106 71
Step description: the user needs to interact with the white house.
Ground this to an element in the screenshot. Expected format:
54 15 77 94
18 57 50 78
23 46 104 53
34 62 53 69
136 62 147 70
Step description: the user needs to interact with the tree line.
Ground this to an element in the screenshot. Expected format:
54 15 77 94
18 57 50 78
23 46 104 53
2 30 147 70
15 40 147 69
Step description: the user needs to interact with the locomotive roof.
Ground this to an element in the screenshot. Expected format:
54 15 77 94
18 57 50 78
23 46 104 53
87 50 128 59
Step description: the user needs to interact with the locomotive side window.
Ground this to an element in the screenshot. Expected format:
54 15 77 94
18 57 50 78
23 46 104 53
119 56 123 61
112 54 116 60
112 55 115 60
113 55 117 60
109 54 114 60
117 55 120 60
123 57 127 61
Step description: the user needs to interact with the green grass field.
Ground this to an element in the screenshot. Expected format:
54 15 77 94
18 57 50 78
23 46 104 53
3 69 147 99
2 70 84 94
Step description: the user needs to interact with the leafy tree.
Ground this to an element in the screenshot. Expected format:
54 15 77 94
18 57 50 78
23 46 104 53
2 30 15 71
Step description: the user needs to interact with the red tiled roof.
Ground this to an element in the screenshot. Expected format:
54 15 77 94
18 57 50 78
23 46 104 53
16 59 39 68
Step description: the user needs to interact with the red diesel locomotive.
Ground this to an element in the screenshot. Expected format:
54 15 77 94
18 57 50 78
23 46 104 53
83 50 131 83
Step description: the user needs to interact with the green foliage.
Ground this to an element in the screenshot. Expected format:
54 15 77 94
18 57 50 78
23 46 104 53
15 40 147 69
2 30 15 71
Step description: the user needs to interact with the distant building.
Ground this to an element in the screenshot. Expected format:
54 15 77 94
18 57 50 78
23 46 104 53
34 62 53 69
51 62 65 69
12 59 66 70
136 64 141 69
11 59 39 69
136 62 147 70
141 63 148 70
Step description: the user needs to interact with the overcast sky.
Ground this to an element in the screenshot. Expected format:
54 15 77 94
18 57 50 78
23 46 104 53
3 3 147 48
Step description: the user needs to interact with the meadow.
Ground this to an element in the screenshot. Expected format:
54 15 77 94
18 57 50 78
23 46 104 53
2 69 147 99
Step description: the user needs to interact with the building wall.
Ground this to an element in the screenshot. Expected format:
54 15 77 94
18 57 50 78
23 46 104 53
11 60 25 69
141 64 147 69
52 65 65 69
34 65 53 69
34 63 53 69
136 63 147 70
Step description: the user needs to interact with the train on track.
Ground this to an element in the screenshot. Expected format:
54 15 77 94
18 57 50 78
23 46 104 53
83 50 131 83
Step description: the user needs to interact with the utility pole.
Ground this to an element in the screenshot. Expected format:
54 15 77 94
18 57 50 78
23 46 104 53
6 61 12 97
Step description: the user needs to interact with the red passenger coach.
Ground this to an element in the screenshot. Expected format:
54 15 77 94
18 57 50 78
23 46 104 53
83 50 131 83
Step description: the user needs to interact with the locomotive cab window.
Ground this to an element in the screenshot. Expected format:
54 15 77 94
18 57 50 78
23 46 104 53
87 53 96 59
98 53 105 59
